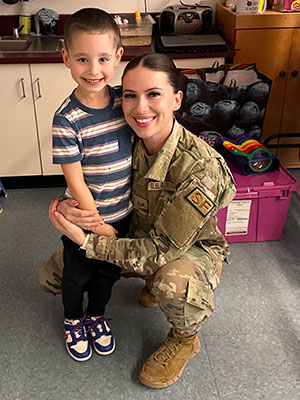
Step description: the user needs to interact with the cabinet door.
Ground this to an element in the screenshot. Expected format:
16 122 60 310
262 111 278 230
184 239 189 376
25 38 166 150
234 28 293 141
0 64 41 176
278 28 300 168
30 63 75 175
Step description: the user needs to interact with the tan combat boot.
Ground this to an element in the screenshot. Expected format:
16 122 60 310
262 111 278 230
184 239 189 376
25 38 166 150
138 286 158 307
139 328 200 388
39 247 64 295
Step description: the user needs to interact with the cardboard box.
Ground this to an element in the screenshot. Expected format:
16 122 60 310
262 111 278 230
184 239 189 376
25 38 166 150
217 160 299 242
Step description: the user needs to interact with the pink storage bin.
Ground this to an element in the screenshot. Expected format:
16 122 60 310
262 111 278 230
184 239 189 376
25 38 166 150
217 160 299 242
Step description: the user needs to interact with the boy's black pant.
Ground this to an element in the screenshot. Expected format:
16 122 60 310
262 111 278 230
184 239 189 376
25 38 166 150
61 215 130 319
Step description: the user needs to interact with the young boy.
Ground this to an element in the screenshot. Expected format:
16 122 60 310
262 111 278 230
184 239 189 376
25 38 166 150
52 8 133 362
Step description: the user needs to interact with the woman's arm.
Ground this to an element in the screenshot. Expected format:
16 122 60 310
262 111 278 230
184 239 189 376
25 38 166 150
50 159 236 276
83 170 234 275
83 153 236 275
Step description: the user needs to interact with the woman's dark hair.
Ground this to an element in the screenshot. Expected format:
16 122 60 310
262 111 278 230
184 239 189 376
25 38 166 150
64 8 121 51
122 53 187 95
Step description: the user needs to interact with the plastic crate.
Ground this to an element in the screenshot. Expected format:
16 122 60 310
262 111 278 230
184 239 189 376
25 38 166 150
217 160 299 242
120 19 153 46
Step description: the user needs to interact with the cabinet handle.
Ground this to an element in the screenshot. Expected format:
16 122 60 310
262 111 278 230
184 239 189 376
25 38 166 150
279 71 286 78
291 70 298 77
36 77 42 99
20 78 26 98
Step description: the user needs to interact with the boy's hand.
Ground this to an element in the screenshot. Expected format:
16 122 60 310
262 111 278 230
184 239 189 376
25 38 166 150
92 223 118 238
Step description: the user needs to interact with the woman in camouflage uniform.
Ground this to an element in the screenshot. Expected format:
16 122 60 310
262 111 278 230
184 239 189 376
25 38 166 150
47 53 236 389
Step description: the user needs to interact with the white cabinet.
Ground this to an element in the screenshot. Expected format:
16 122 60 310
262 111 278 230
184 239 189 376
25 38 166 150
30 64 75 175
0 64 41 176
0 63 75 177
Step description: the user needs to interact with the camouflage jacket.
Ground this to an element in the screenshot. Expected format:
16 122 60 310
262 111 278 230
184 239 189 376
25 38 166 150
86 120 236 275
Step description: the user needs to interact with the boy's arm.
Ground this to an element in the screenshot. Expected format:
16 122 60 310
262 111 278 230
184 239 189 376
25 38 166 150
61 162 116 238
61 161 97 211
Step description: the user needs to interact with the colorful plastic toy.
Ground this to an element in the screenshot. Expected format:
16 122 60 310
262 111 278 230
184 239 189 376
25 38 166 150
220 135 279 174
0 180 8 214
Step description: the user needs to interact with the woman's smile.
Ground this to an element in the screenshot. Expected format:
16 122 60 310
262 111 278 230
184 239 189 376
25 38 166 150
134 116 156 126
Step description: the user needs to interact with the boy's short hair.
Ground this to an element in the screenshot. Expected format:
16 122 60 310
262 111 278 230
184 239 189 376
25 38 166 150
64 8 121 51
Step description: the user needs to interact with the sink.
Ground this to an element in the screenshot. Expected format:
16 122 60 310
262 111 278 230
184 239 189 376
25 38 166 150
29 36 64 52
0 35 64 53
0 37 32 52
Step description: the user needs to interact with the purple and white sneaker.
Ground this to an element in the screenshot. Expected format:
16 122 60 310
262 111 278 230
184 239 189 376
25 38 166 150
86 316 115 355
64 316 92 362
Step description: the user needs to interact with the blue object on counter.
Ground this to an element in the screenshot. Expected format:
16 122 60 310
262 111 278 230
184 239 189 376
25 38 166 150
37 8 59 35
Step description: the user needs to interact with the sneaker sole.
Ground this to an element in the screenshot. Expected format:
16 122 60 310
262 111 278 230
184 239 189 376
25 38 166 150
65 342 92 362
92 339 116 356
138 337 201 389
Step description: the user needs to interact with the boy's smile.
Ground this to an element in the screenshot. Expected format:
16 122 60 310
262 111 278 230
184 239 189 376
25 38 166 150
62 31 123 107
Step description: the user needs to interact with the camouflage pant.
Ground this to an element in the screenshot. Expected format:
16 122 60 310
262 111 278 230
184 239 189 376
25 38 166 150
40 245 221 337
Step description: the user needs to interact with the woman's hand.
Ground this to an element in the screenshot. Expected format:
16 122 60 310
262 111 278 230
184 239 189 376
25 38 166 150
57 198 103 230
49 199 87 246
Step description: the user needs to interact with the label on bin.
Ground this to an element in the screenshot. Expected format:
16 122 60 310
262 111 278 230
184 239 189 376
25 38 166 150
225 200 251 236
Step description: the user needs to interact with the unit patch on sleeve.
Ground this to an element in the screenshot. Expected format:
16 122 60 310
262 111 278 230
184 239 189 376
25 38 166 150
185 187 215 216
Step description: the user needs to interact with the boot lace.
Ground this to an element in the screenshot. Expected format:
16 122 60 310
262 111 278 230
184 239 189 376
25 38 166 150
154 336 182 365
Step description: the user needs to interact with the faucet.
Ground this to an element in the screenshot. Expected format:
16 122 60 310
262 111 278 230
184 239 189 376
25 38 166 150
34 13 41 36
13 25 24 39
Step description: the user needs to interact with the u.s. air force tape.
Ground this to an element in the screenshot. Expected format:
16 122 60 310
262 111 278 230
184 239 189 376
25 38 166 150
185 187 215 217
148 181 176 192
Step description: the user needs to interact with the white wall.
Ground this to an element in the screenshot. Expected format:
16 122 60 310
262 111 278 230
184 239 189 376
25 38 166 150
0 0 220 15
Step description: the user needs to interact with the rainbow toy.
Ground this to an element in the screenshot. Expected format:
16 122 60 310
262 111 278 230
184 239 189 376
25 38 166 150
220 136 279 174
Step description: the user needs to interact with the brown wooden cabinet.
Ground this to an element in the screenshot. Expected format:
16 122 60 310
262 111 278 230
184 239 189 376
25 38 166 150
216 4 300 167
